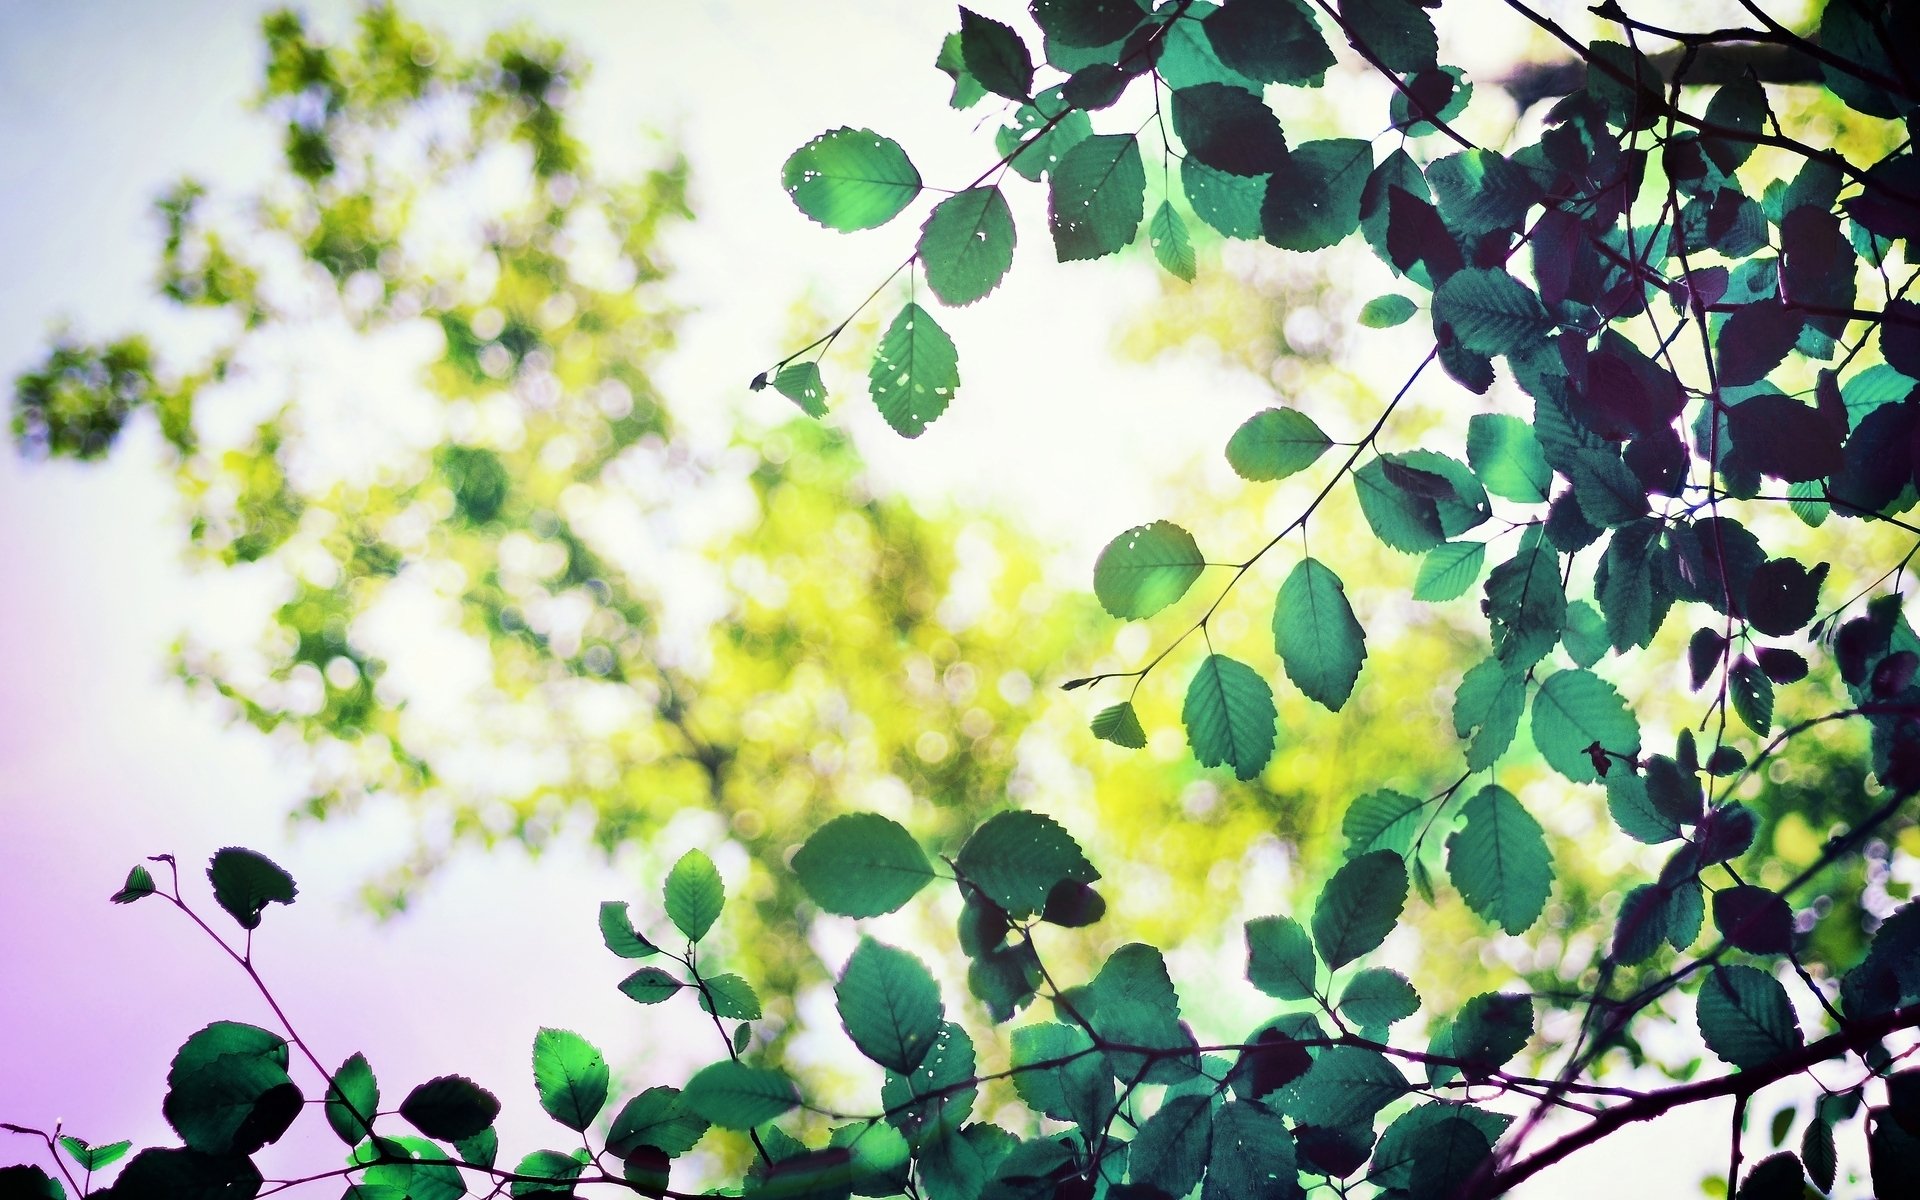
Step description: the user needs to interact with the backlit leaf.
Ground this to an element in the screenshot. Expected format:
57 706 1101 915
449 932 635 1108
1246 914 1318 1000
793 812 934 918
771 362 827 417
682 1062 799 1130
663 849 724 942
1129 1094 1213 1196
1090 701 1147 748
1225 407 1332 481
1312 850 1408 970
1263 138 1372 251
1339 968 1420 1029
1446 785 1552 935
959 8 1034 101
1183 653 1279 780
918 187 1016 307
1414 540 1485 602
869 301 959 438
1149 201 1196 282
956 810 1100 919
1093 519 1206 617
782 128 921 231
836 938 945 1074
1048 134 1145 261
1530 669 1640 783
1466 413 1550 504
1433 268 1551 357
1359 294 1417 328
1697 965 1802 1070
206 847 297 931
598 902 658 959
1273 557 1367 710
400 1075 500 1142
532 1028 609 1133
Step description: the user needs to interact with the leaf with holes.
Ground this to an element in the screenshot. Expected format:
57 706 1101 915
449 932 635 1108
782 128 921 231
1049 133 1145 261
532 1028 609 1133
918 186 1016 306
1093 520 1206 618
868 302 959 438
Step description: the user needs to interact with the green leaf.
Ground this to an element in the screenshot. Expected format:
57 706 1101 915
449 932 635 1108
400 1075 500 1142
532 1028 609 1133
1203 1099 1297 1200
597 901 659 959
1203 0 1334 85
792 812 934 918
1731 657 1775 735
882 1021 978 1143
206 847 297 930
1009 1023 1100 1124
58 1136 131 1171
1090 701 1147 748
1452 656 1527 772
110 863 156 904
771 362 827 418
959 8 1034 100
1031 0 1146 50
1225 407 1332 481
1697 964 1802 1070
1183 653 1279 780
1343 788 1426 859
0 1165 64 1200
1372 1103 1512 1190
1338 968 1420 1030
935 31 987 110
1130 1094 1213 1195
997 86 1092 181
1246 914 1318 1000
955 810 1100 919
1262 138 1372 251
1433 268 1551 356
1446 785 1552 935
663 849 724 942
1605 771 1683 844
1281 1045 1408 1126
1712 885 1795 956
1359 294 1417 328
1353 452 1487 555
104 1149 262 1200
1530 668 1640 783
1484 529 1565 669
326 1051 379 1145
699 973 763 1021
1090 943 1195 1080
162 1048 302 1155
1312 850 1408 970
1149 201 1196 282
1183 159 1267 239
1048 133 1145 261
509 1149 584 1198
1562 599 1608 667
868 301 959 438
1274 557 1367 710
608 1086 709 1159
1093 519 1206 618
681 1062 799 1130
1344 0 1437 71
918 186 1017 307
1450 992 1533 1076
1174 83 1290 177
1414 540 1486 602
1466 413 1550 504
618 966 682 1005
782 128 921 231
836 938 945 1074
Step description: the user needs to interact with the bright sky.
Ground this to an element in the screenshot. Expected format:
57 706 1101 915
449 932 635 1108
0 0 1752 1193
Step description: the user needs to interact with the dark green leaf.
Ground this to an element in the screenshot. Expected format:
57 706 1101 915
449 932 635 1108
326 1051 379 1145
1093 520 1206 617
782 129 921 231
0 1166 64 1200
1246 914 1318 1000
1225 407 1332 481
1428 149 1543 237
1371 1103 1512 1190
1274 557 1367 710
771 362 827 418
1730 658 1775 736
1343 0 1437 71
960 8 1034 101
1182 653 1279 780
1697 965 1802 1070
663 849 724 942
1712 886 1794 955
162 1049 301 1156
882 1021 978 1143
1148 201 1196 282
1030 0 1146 48
1173 84 1289 176
1803 1113 1836 1192
532 1028 609 1133
609 1086 709 1162
1466 413 1550 504
1312 850 1408 970
598 901 659 959
836 938 945 1074
1446 785 1552 935
1262 138 1372 251
1281 1045 1408 1126
1090 701 1147 748
1449 992 1533 1077
1452 657 1527 771
206 847 297 930
618 967 682 1005
355 1136 463 1200
681 1062 799 1130
792 812 934 918
104 1148 261 1200
1203 0 1333 85
918 187 1017 307
956 810 1099 919
1183 159 1267 239
1130 1094 1213 1195
1048 134 1145 261
1530 668 1639 783
110 863 156 904
997 86 1093 181
1203 1100 1296 1200
1338 968 1420 1029
1433 268 1551 357
1009 1022 1098 1120
400 1075 500 1142
1604 771 1683 844
509 1149 584 1199
868 301 959 438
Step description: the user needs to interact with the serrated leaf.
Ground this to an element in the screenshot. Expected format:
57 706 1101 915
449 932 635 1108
598 901 658 959
1562 599 1608 667
1446 785 1552 935
792 812 934 918
1343 788 1426 859
1414 540 1486 602
509 1149 584 1198
959 8 1034 100
1530 668 1640 783
663 849 724 943
1697 964 1802 1070
110 863 156 904
162 1048 301 1156
58 1136 131 1171
1731 657 1775 735
1049 133 1145 261
869 301 959 438
206 847 297 930
1093 520 1206 618
1183 158 1267 238
1274 557 1367 710
955 810 1099 919
1433 267 1551 356
609 1086 709 1159
1225 407 1332 481
1183 653 1279 780
698 973 762 1021
1203 1099 1296 1200
532 1028 609 1133
1359 294 1417 328
326 1051 379 1145
1174 83 1289 177
1312 850 1408 970
1090 943 1195 1080
1452 657 1527 771
1262 138 1372 251
1450 992 1533 1076
1246 914 1318 1000
1090 701 1147 747
918 186 1016 307
400 1075 500 1142
681 1062 799 1130
836 938 944 1074
1130 1093 1213 1195
0 1165 64 1200
1484 529 1565 669
771 362 827 417
1149 200 1196 281
782 128 921 231
1466 413 1550 504
618 967 683 1005
1339 968 1420 1029
1712 886 1794 955
1282 1045 1408 1126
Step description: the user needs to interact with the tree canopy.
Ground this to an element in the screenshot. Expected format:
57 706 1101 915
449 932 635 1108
7 2 1920 1199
